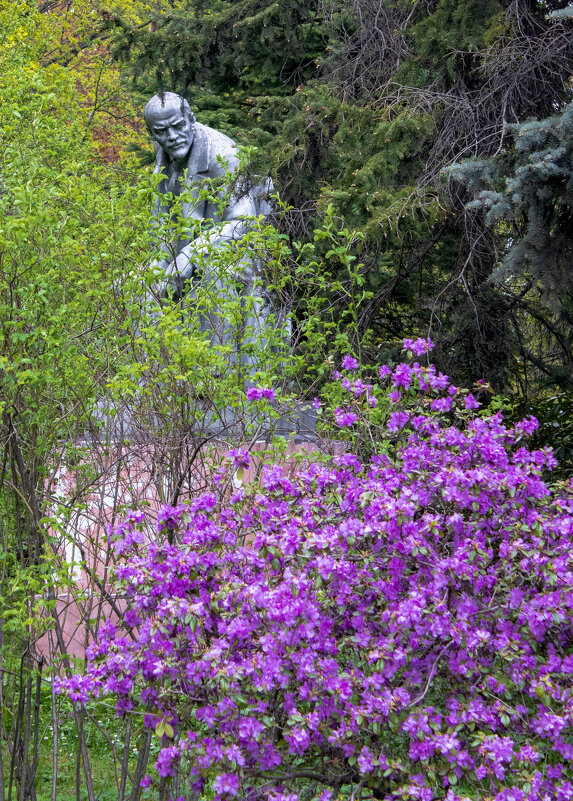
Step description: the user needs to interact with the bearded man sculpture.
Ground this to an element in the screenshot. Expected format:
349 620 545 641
144 92 275 372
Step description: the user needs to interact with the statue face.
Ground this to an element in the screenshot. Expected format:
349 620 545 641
146 102 195 163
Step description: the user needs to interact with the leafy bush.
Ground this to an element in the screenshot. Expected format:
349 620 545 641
60 340 573 801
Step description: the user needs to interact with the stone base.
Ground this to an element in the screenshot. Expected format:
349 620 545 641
199 401 317 442
91 399 317 443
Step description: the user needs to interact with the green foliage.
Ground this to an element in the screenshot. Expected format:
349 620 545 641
1 1 573 796
111 0 325 140
448 102 573 305
104 0 573 394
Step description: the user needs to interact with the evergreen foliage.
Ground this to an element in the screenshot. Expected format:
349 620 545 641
449 102 573 304
104 0 573 393
448 101 573 391
110 0 326 138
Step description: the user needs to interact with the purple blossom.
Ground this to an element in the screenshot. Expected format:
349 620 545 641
387 411 410 432
246 386 275 402
286 726 310 755
157 504 186 533
514 415 539 435
54 674 97 704
227 448 250 469
403 337 434 356
357 746 374 774
430 396 452 413
464 393 480 410
155 746 180 778
334 407 358 428
392 363 412 389
61 349 573 801
213 774 240 797
341 355 359 370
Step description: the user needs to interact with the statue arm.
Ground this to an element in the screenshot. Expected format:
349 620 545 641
194 188 256 248
171 188 255 271
161 186 257 298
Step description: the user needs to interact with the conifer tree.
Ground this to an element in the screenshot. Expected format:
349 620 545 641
87 0 573 392
448 101 573 390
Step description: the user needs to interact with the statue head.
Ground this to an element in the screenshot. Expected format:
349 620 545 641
144 92 196 164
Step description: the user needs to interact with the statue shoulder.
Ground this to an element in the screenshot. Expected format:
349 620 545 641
197 122 240 175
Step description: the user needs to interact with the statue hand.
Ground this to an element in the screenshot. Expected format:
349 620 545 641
161 249 199 301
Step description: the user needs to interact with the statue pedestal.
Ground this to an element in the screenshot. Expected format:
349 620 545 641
199 401 317 442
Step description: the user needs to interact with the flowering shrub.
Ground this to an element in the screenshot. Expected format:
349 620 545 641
59 341 573 801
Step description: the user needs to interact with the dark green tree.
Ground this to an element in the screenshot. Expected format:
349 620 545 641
448 98 573 472
448 100 573 395
109 0 326 138
105 0 573 393
449 102 573 308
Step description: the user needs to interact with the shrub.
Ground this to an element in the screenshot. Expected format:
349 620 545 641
59 340 573 801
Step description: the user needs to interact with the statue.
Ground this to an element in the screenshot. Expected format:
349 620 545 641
144 92 275 373
140 92 317 440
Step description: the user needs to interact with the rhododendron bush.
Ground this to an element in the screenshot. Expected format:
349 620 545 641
60 341 573 801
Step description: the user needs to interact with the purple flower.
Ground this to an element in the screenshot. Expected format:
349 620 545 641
403 337 434 356
464 393 480 410
517 744 540 763
157 504 186 533
246 386 275 402
387 411 409 432
514 415 539 436
213 774 239 797
62 347 573 801
341 355 359 370
287 726 310 754
55 674 97 704
155 746 180 778
334 407 358 428
227 448 250 469
430 396 452 413
392 363 412 389
357 746 374 774
140 775 152 789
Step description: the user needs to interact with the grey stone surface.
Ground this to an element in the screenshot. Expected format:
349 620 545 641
144 92 283 377
199 402 317 441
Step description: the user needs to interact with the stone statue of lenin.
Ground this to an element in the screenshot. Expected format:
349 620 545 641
144 91 264 301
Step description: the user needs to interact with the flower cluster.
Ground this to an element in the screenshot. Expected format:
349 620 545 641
227 447 250 470
60 342 573 801
334 407 358 428
402 337 434 357
331 362 377 428
246 386 275 402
